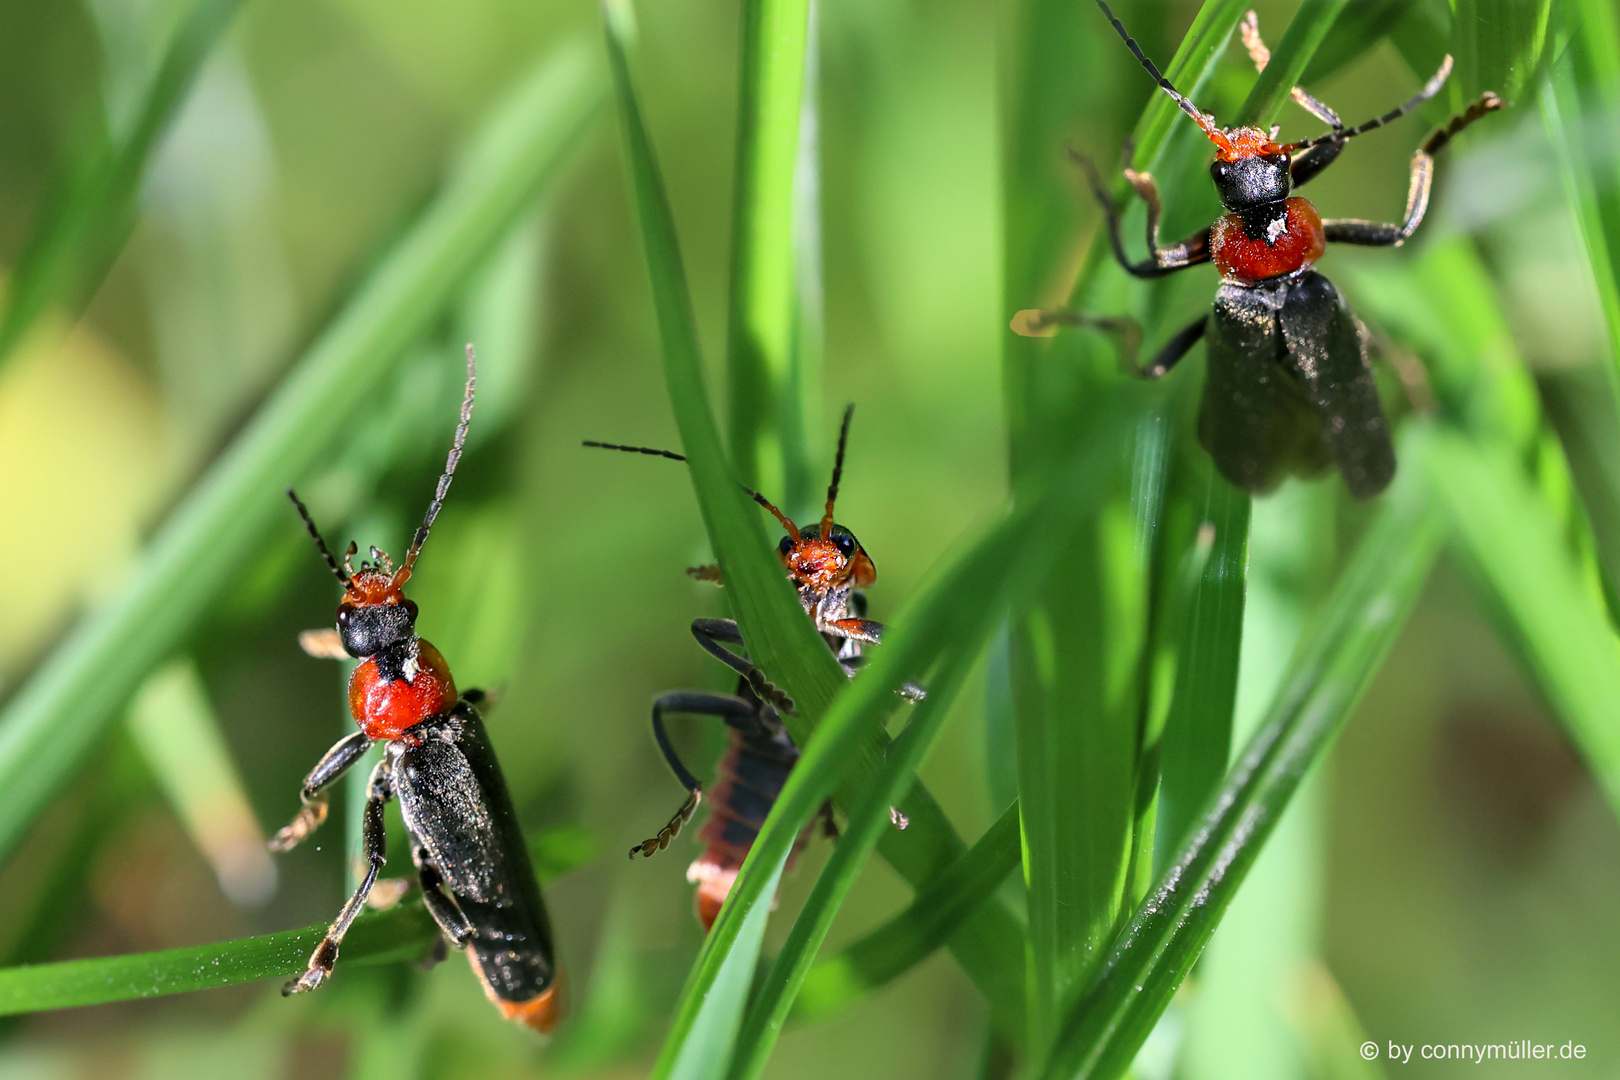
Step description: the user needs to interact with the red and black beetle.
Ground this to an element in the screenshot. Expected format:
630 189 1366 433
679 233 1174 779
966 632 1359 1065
586 407 919 929
1016 3 1502 498
272 347 561 1032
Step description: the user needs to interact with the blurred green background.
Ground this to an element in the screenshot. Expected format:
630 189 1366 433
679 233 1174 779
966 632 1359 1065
0 0 1614 1077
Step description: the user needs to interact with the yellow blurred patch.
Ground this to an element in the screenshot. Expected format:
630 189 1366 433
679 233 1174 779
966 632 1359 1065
0 322 162 670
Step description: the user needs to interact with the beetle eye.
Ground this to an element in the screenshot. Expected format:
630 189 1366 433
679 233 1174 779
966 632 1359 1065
778 536 794 556
833 533 855 557
336 605 352 625
402 599 419 621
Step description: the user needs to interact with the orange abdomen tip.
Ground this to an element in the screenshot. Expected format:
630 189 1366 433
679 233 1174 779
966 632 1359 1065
480 964 566 1035
348 641 457 739
1211 197 1325 282
687 857 741 932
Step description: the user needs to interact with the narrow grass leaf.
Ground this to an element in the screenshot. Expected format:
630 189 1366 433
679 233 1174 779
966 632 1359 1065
1038 454 1444 1080
793 800 1021 1022
1450 0 1549 105
1155 469 1248 868
1302 0 1421 84
1232 0 1354 128
1540 2 1620 392
724 0 816 499
0 828 594 1015
0 0 247 365
1422 429 1620 814
0 40 605 867
126 659 276 907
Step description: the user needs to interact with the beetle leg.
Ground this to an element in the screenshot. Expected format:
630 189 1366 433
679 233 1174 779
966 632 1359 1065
826 617 884 645
631 692 761 860
1069 148 1210 278
1323 93 1502 246
284 757 392 995
413 847 475 948
269 731 373 853
691 619 794 713
1141 316 1208 379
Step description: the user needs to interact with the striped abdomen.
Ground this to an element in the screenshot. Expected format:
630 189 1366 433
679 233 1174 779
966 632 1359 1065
686 726 806 930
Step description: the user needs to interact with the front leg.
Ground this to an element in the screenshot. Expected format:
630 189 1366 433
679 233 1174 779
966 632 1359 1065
269 730 373 853
1323 93 1502 246
691 619 794 713
1070 149 1210 278
284 757 392 995
631 691 763 860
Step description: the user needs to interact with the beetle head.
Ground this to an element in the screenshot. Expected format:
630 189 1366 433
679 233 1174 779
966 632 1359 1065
1209 143 1291 209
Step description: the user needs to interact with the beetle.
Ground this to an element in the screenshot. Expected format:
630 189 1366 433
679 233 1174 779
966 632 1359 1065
585 407 918 929
1015 3 1502 498
271 347 561 1032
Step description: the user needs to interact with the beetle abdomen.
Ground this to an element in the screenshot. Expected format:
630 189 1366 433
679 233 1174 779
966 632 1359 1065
687 728 805 930
395 701 560 1030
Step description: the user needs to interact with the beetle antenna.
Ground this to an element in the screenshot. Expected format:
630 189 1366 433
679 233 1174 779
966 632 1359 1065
287 489 350 588
819 404 854 539
582 440 801 540
1286 54 1453 152
1095 0 1224 145
398 344 476 586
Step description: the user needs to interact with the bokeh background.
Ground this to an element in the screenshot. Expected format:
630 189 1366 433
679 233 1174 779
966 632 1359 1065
0 0 1614 1077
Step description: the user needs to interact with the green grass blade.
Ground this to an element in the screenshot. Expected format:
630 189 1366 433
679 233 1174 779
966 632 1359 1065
0 827 594 1016
1451 0 1549 104
0 0 247 365
1154 469 1249 868
724 0 815 499
1038 455 1445 1080
1541 2 1620 393
1301 0 1421 84
1232 0 1353 128
603 0 1024 1037
1422 429 1620 814
794 800 1021 1022
0 39 605 868
125 659 276 906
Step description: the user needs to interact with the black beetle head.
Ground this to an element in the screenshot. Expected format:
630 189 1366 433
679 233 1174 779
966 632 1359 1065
1210 153 1291 210
336 593 419 658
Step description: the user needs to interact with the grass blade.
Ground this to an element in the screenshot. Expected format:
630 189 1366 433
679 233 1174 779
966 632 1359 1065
1039 450 1445 1080
0 0 247 365
1422 429 1620 814
0 827 594 1015
724 0 816 499
794 800 1021 1022
1153 468 1248 868
1541 1 1620 393
1451 0 1549 104
125 658 276 907
0 39 605 867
